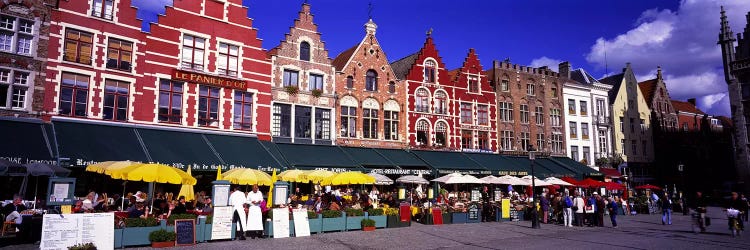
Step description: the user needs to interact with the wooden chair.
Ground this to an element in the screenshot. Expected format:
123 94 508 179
1 214 15 236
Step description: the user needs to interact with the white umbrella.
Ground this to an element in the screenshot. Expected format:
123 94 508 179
520 175 553 186
432 173 486 184
495 175 527 185
480 175 500 184
544 177 573 186
395 175 429 185
367 173 394 185
431 173 463 183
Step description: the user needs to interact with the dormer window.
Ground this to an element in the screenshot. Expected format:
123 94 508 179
365 70 377 91
424 60 436 83
300 41 310 61
468 76 479 93
92 0 114 20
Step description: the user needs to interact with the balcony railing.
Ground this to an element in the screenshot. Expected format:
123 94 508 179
596 116 611 126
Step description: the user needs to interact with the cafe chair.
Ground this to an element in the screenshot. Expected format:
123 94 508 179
1 215 16 236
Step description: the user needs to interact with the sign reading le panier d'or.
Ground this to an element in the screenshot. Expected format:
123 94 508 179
172 69 247 90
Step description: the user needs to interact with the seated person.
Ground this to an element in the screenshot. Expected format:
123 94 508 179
3 195 27 225
81 192 95 212
172 196 187 214
128 202 147 218
201 197 213 213
328 200 342 211
72 200 85 213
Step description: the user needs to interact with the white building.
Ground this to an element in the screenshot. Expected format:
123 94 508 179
559 62 613 169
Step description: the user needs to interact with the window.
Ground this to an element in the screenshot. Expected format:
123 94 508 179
477 131 490 150
416 120 429 146
552 134 563 153
582 147 590 164
362 108 378 139
272 104 291 137
103 79 129 121
340 106 356 138
365 70 377 91
598 130 608 156
233 91 253 130
415 88 429 112
461 102 473 124
104 42 134 74
92 0 114 20
477 105 488 125
217 43 239 77
527 83 535 96
198 86 220 127
295 106 312 138
461 130 473 149
551 87 557 97
181 35 205 71
59 73 89 117
158 79 182 123
468 76 479 93
346 76 354 89
570 146 579 161
501 130 514 150
500 79 509 92
520 104 529 124
299 41 310 61
0 15 33 55
631 140 637 155
550 108 560 127
536 133 545 151
535 106 544 125
500 102 513 122
384 110 398 140
580 101 587 116
596 99 605 116
630 118 635 133
435 122 447 147
642 140 648 157
388 81 396 94
0 69 28 109
682 122 688 131
620 117 624 132
64 29 93 64
640 119 645 134
308 74 323 91
434 91 447 114
520 132 530 151
315 108 331 140
569 121 577 138
581 123 589 139
283 70 298 87
424 60 436 83
568 99 576 114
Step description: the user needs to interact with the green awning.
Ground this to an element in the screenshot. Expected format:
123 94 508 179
505 157 556 178
411 150 490 175
0 118 55 164
552 157 603 178
375 149 430 168
534 158 577 178
204 134 286 170
340 147 394 167
138 128 222 168
54 120 148 166
274 143 361 171
464 153 528 176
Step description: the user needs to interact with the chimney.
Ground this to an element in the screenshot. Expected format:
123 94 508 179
623 62 631 73
657 66 662 81
558 61 571 79
688 98 696 106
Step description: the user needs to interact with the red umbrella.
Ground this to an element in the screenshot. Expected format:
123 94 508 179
560 177 580 186
635 184 661 190
602 182 625 190
578 178 605 188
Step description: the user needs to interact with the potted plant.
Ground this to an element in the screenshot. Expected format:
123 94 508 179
366 208 386 228
307 211 322 234
284 85 299 95
344 208 365 231
321 210 345 232
148 229 176 248
311 89 323 98
361 218 376 231
68 243 96 250
385 207 410 228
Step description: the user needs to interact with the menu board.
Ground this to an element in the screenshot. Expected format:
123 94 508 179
468 203 479 220
52 183 69 201
175 219 195 246
272 208 290 238
274 186 288 205
41 213 114 250
471 189 481 202
210 206 233 240
213 185 230 207
291 209 310 237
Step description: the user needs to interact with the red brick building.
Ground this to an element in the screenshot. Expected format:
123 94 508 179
449 49 498 152
268 3 335 145
638 66 678 130
332 19 406 148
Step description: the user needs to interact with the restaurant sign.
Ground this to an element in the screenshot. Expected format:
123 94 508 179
437 169 492 175
369 168 433 175
173 69 248 90
496 170 528 176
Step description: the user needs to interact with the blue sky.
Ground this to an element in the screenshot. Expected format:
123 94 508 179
132 0 750 116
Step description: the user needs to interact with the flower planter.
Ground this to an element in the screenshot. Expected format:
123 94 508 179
321 216 345 232
363 226 375 231
151 241 174 248
122 226 163 246
203 223 212 241
386 215 410 228
114 228 123 248
367 214 387 228
308 214 322 234
442 213 452 224
346 215 365 231
451 212 468 224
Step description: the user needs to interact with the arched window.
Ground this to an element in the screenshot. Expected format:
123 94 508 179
300 41 310 61
416 120 429 146
435 121 447 147
415 88 429 112
388 81 396 93
424 60 436 83
434 90 447 114
365 70 378 91
346 76 354 89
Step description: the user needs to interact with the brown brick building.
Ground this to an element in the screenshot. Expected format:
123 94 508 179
638 66 678 130
268 3 335 145
332 19 406 148
0 0 54 117
487 61 566 156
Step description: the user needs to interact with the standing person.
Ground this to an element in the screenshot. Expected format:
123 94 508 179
573 191 585 227
481 186 492 222
562 191 573 227
607 196 620 228
661 192 673 225
540 193 550 224
595 194 605 227
586 193 597 226
741 194 749 222
246 185 264 239
692 191 708 233
229 186 248 240
726 192 746 231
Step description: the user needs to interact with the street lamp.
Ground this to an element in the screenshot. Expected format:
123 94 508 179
528 145 540 229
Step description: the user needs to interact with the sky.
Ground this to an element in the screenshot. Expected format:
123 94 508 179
131 0 750 116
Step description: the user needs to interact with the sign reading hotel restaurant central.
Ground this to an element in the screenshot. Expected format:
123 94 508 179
172 69 247 90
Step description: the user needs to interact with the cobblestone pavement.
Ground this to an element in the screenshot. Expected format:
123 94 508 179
4 207 750 250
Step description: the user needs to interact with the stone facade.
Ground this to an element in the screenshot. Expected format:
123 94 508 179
0 0 55 118
331 19 406 149
638 66 678 131
487 60 567 156
268 3 335 145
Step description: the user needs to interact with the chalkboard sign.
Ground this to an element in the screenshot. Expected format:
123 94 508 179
174 219 195 246
468 203 479 220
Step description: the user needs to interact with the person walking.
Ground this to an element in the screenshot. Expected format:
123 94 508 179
727 192 746 231
562 191 573 227
573 191 585 227
540 193 550 224
661 192 673 225
595 193 606 227
692 191 708 233
607 196 620 228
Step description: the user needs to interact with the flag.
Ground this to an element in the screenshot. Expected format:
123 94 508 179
216 165 222 181
267 168 277 209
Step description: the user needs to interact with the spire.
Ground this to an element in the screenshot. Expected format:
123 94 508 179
365 19 377 35
718 6 737 83
719 6 736 44
656 66 662 81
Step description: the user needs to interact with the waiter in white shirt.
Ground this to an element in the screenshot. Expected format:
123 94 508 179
246 184 264 238
229 186 248 240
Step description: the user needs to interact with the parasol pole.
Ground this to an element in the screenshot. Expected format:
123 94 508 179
33 176 39 209
121 181 127 211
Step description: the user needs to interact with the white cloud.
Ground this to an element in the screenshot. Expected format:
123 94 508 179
529 57 563 71
584 0 750 117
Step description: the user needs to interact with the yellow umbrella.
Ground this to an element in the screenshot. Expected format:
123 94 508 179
267 169 277 209
178 168 196 201
109 163 197 185
320 171 375 186
222 168 273 186
86 160 139 174
279 169 308 183
299 169 334 183
216 165 223 181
